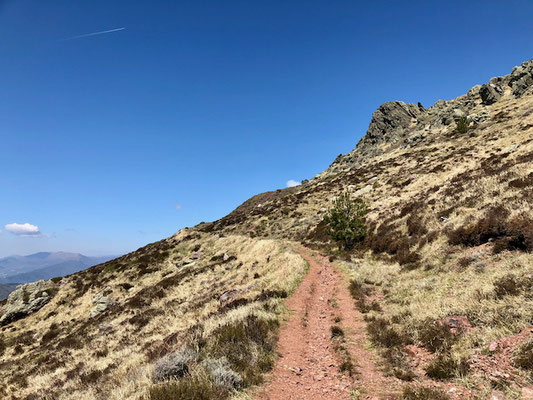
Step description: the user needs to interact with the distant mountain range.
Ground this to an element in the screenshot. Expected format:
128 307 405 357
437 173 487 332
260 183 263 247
0 252 116 299
0 285 17 301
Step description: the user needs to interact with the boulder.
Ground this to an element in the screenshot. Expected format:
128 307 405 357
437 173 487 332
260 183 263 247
365 101 423 145
219 289 241 304
0 280 55 326
441 315 471 334
502 144 519 154
89 287 115 319
180 257 195 266
508 61 533 97
480 84 502 105
354 185 373 197
453 108 466 119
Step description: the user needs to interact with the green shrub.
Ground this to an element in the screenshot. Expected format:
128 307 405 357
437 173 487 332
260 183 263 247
324 192 367 250
456 117 470 134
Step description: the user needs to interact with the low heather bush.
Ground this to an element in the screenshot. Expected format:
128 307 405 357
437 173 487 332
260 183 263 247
201 358 242 390
153 348 197 382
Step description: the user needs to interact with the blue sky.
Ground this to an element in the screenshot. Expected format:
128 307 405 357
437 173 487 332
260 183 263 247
2 0 533 257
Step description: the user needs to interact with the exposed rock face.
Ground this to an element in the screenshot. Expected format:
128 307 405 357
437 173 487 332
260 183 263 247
365 101 424 146
320 59 533 177
0 280 54 326
480 84 502 105
89 287 115 318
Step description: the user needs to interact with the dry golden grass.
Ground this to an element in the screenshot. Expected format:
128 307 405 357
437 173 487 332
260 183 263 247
0 232 307 400
2 68 533 399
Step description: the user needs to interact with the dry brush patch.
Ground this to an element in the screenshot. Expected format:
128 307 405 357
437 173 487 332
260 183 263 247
0 231 307 400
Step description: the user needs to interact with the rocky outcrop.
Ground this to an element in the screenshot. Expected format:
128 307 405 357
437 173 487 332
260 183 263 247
0 280 55 326
89 287 115 318
480 83 502 105
364 101 424 146
320 59 533 177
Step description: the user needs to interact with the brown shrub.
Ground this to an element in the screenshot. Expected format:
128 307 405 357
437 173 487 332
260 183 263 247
366 317 408 348
418 320 457 353
493 274 533 298
508 172 533 188
446 207 533 253
513 339 533 370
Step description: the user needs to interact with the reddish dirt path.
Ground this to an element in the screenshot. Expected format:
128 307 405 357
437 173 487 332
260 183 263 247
255 248 400 400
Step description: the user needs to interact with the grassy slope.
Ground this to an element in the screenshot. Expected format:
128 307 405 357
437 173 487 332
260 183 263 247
2 70 533 399
209 93 533 397
0 232 307 400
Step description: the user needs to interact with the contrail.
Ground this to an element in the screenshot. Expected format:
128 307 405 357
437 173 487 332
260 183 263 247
61 27 125 41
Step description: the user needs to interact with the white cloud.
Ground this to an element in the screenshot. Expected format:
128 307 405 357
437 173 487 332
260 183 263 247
174 203 182 211
286 179 301 188
4 222 44 237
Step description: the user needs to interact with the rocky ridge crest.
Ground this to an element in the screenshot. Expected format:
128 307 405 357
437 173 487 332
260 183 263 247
320 59 533 177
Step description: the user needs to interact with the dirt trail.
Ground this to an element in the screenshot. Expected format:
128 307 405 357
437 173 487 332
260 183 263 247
255 249 399 400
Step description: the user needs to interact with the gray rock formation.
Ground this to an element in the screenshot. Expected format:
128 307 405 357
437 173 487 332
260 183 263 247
0 280 55 326
319 59 533 177
480 84 502 105
89 287 115 318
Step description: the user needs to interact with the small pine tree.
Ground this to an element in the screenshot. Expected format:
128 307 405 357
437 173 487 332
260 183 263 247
456 117 470 134
324 192 367 250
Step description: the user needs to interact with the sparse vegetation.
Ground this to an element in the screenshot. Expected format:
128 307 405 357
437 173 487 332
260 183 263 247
401 385 450 400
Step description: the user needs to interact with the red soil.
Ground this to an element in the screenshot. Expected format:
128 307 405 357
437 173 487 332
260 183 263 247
255 248 400 400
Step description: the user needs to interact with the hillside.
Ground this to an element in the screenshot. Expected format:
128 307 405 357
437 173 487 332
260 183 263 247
1 59 533 400
0 252 116 285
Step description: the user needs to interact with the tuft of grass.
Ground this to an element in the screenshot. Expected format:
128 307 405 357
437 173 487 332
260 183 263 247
148 373 226 400
401 385 450 400
512 339 533 370
424 353 470 380
330 325 345 338
417 320 457 353
204 314 278 387
493 273 532 298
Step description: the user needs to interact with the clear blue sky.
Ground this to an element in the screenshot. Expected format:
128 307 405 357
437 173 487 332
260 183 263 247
1 0 532 257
